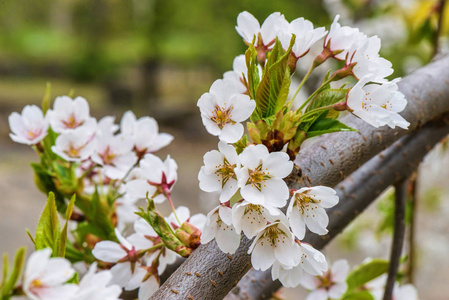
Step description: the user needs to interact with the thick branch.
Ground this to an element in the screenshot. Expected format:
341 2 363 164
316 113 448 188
227 119 449 299
151 56 449 300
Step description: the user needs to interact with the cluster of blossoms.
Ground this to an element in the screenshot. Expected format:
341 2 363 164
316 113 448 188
19 248 121 300
7 95 208 299
197 10 409 288
5 9 414 299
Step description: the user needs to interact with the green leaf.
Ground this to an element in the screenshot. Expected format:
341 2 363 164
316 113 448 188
1 253 8 290
346 259 389 292
3 247 26 296
307 115 357 138
306 88 348 113
35 192 61 252
66 272 79 284
41 82 51 114
229 189 243 207
87 188 115 240
58 194 77 257
254 37 295 119
342 290 375 300
31 162 66 213
245 44 259 102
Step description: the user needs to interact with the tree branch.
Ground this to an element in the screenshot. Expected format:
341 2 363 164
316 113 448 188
227 118 449 299
150 56 449 300
383 180 407 300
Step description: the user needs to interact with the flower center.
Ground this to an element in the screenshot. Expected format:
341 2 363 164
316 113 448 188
260 224 286 247
294 193 320 216
246 164 271 191
215 158 236 188
27 129 41 140
65 143 83 158
62 114 84 129
211 105 234 129
101 146 116 165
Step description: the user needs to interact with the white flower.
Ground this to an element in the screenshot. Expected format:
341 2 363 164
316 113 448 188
248 219 300 271
96 116 119 137
91 133 137 179
201 205 241 254
9 105 49 145
279 17 327 58
299 259 349 300
347 76 409 129
115 194 139 231
223 55 249 94
198 141 240 203
51 128 96 162
197 79 255 143
271 242 328 288
287 186 339 240
325 15 360 60
237 144 293 207
46 96 97 134
236 11 288 47
92 228 152 288
232 201 281 238
125 154 177 203
75 263 122 300
393 284 419 300
120 111 173 156
346 34 393 82
23 248 78 300
125 265 160 300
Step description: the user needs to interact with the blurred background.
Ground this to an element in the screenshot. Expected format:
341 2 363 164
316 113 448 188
1 0 448 298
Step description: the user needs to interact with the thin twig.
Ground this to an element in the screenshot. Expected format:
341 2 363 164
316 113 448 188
433 0 447 57
383 180 408 300
406 174 418 284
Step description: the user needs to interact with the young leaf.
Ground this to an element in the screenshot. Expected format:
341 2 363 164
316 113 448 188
31 162 67 213
41 82 51 114
342 291 375 300
254 36 295 119
307 116 357 138
88 188 115 241
245 44 259 102
1 253 8 290
306 88 348 113
58 194 77 258
35 192 60 252
2 247 26 296
346 259 389 292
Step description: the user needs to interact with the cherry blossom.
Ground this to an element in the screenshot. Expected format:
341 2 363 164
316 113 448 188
125 264 160 300
201 205 241 254
236 11 288 48
120 111 173 157
165 206 207 232
237 144 293 207
197 79 256 143
347 76 409 129
279 17 327 58
299 259 349 300
198 141 240 203
22 248 78 300
92 228 153 287
9 105 49 145
325 15 360 60
287 186 339 239
248 219 300 271
91 133 137 179
366 275 419 300
125 154 177 203
232 201 281 238
46 96 97 134
271 242 328 287
75 263 121 300
51 128 96 162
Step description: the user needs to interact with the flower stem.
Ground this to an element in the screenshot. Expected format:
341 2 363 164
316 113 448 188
291 64 315 103
297 74 336 112
163 186 181 225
